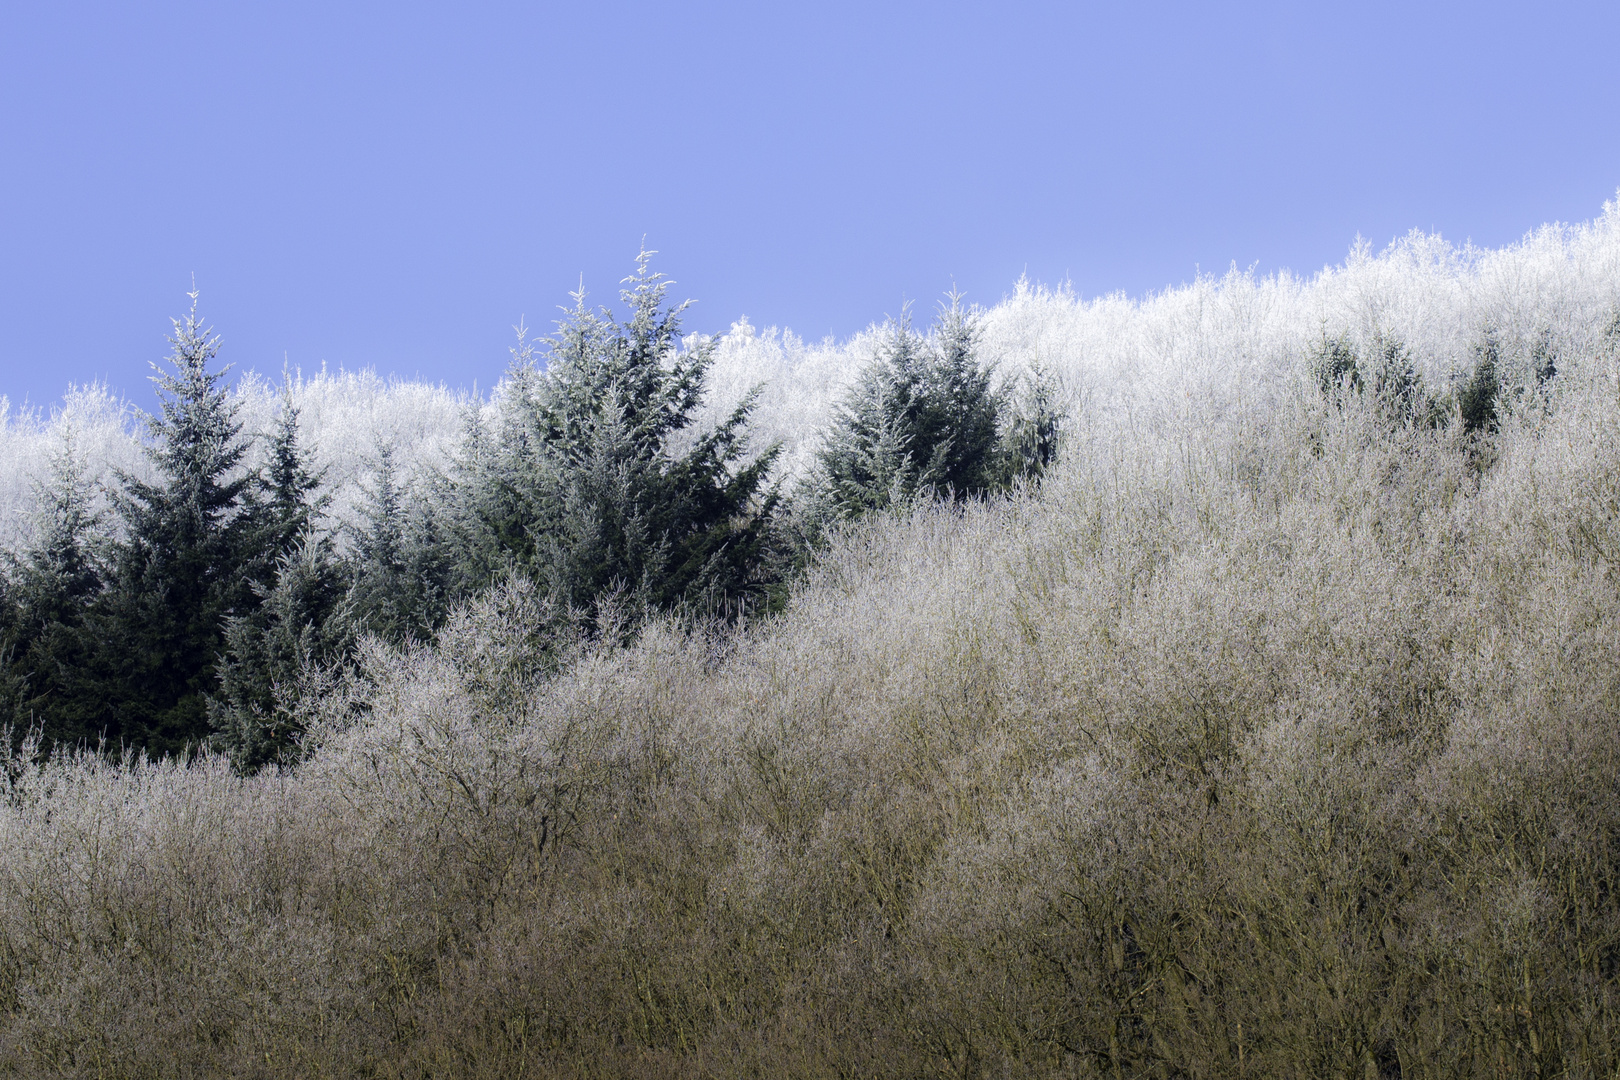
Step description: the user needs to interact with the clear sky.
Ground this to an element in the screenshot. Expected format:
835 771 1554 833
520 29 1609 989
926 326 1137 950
2 1 1617 410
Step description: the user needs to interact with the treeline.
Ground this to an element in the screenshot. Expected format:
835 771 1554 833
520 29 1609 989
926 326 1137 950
0 258 1061 767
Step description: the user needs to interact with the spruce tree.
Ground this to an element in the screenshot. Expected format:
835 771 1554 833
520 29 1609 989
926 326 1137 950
2 437 106 746
1313 333 1363 399
1001 364 1064 483
1311 332 1444 430
1457 328 1502 437
210 384 345 770
919 293 1003 495
347 442 409 639
807 295 1005 528
1533 330 1558 388
0 576 23 737
247 383 326 575
93 294 259 756
346 442 449 642
438 367 538 598
211 528 353 772
448 250 781 633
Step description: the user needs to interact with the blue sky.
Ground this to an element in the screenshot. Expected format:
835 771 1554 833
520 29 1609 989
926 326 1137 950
2 1 1617 410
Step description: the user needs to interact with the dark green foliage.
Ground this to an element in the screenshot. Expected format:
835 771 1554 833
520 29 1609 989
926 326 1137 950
1312 333 1363 399
1365 336 1438 427
91 297 263 756
210 529 353 773
245 386 326 577
1001 364 1064 483
445 252 782 634
210 391 347 772
914 294 1005 497
1311 332 1445 430
436 400 514 599
810 322 935 520
347 442 452 643
0 584 23 733
809 296 1006 526
1457 328 1502 437
0 440 106 746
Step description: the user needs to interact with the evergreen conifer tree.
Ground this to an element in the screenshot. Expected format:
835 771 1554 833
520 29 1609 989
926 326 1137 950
247 384 326 573
1457 329 1503 437
1313 333 1363 400
438 363 538 598
447 251 781 632
1001 364 1064 483
347 442 410 639
1311 332 1444 430
921 294 1003 495
346 442 449 642
1533 330 1558 388
210 383 346 770
211 528 353 772
93 294 259 756
807 295 1005 529
1 437 106 746
0 577 23 736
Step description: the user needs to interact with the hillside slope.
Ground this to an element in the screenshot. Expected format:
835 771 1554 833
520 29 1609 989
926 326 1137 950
2 202 1620 1076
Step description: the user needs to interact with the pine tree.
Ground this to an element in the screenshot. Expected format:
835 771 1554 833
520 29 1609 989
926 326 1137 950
92 293 259 756
211 528 353 773
447 251 782 633
1001 364 1064 483
806 295 1006 530
346 442 449 642
1457 328 1502 437
2 436 106 746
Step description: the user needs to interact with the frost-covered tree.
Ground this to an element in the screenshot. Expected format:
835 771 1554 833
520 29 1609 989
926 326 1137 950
346 441 450 643
446 251 782 632
1457 327 1503 438
210 385 346 771
1313 333 1364 400
1311 332 1445 431
247 384 326 570
804 295 1007 532
93 295 261 756
210 528 353 773
1000 364 1064 483
0 436 106 745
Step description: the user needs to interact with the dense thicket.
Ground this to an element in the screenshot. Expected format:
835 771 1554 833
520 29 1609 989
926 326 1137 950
1 205 1619 1076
